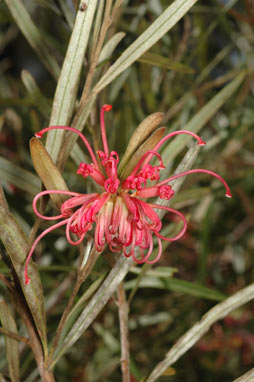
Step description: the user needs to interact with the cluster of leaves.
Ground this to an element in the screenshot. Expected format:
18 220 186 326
0 0 253 381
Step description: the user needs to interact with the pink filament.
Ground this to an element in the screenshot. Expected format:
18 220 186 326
129 150 164 178
66 210 86 246
134 237 162 265
149 203 188 242
33 189 84 220
144 130 206 166
156 169 232 197
25 107 232 283
146 238 162 264
35 126 99 168
24 218 69 285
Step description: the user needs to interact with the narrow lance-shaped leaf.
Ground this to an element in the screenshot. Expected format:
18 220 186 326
3 0 60 79
146 283 254 382
21 70 51 120
0 157 40 196
30 138 69 209
46 0 98 162
98 32 126 65
160 72 246 167
0 301 20 382
120 127 166 180
68 0 198 164
138 52 195 73
118 112 164 174
57 0 75 29
52 255 134 366
125 277 225 301
0 205 47 356
58 276 104 347
93 0 198 93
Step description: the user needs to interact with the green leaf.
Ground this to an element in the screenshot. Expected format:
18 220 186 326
130 266 177 279
30 138 69 209
21 70 51 120
161 71 246 166
118 112 164 174
0 156 41 195
45 0 98 162
138 52 195 73
93 0 198 93
66 0 198 164
3 0 60 79
0 205 47 356
58 93 97 167
51 255 134 367
58 276 104 347
170 187 211 207
0 301 20 382
146 284 254 381
125 276 225 301
98 32 126 65
120 127 166 180
34 0 61 16
57 0 75 28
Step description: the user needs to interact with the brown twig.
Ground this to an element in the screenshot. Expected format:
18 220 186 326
244 0 253 17
56 1 114 172
48 246 100 362
163 70 239 123
194 71 239 95
174 15 191 62
0 327 31 346
117 282 130 382
80 0 113 104
227 8 254 25
236 77 252 105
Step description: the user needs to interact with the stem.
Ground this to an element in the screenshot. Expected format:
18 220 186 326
48 246 100 362
117 282 130 382
0 327 31 346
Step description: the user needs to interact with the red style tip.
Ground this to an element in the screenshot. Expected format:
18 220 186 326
25 277 31 285
225 192 232 198
35 132 42 138
198 140 206 146
103 104 112 112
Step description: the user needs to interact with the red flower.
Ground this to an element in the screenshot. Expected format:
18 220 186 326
25 105 231 284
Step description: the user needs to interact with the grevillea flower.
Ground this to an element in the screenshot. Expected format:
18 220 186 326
24 105 232 284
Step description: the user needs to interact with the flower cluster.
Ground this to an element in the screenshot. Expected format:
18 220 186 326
25 105 231 284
